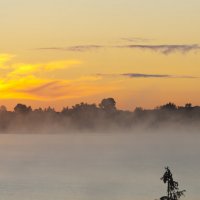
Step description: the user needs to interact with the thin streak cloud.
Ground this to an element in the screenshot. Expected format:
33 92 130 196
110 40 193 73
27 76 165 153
116 44 200 54
37 45 103 52
97 73 198 79
121 73 198 79
20 81 60 93
67 45 103 52
121 37 152 43
37 43 200 54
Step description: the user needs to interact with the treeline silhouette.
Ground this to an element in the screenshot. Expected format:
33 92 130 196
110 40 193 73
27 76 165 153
0 98 200 133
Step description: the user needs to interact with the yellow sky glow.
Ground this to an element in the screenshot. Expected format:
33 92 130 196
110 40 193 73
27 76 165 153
0 0 200 110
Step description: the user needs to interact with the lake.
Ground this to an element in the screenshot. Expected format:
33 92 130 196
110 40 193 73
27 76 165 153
0 131 199 200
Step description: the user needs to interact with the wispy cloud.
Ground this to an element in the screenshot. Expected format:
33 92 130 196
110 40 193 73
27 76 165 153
67 45 103 52
121 73 198 79
116 44 200 54
121 37 152 43
0 55 116 100
37 45 103 52
37 43 200 54
5 60 81 79
19 81 60 93
97 73 198 79
13 78 116 100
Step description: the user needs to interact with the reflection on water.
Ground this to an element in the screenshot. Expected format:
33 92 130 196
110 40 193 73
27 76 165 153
0 132 199 200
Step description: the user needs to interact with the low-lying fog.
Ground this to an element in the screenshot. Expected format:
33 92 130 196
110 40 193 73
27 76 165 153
0 130 199 200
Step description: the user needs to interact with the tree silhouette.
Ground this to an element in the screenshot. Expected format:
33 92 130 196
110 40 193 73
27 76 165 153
14 104 32 114
0 105 7 112
160 103 177 111
160 167 186 200
99 98 116 111
0 99 199 132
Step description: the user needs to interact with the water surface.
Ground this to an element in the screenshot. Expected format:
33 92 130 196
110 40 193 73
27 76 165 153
0 131 199 200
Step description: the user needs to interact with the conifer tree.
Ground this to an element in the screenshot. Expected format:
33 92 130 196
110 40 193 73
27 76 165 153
160 167 186 200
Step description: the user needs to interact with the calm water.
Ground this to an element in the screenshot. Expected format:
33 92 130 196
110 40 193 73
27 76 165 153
0 131 199 200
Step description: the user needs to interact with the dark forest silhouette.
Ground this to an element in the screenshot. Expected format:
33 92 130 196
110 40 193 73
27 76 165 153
0 98 200 132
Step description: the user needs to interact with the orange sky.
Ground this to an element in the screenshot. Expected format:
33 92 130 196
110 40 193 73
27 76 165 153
0 0 200 111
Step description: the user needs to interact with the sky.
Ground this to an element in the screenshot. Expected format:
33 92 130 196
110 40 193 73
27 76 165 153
0 0 200 110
